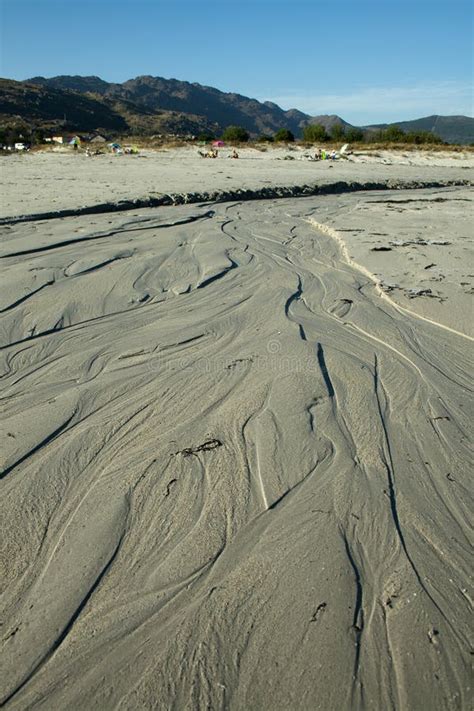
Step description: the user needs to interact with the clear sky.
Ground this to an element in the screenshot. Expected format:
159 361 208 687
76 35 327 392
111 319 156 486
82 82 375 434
1 0 472 124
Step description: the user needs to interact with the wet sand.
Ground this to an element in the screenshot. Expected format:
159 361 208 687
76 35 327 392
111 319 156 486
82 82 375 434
0 150 473 710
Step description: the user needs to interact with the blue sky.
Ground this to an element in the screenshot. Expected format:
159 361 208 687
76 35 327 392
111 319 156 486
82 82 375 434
1 0 472 124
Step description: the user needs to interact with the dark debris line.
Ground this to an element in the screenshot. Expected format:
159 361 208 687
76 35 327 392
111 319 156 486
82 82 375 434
0 179 472 226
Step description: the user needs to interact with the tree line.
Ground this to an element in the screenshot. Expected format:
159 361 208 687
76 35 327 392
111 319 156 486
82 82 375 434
199 123 444 145
0 122 445 147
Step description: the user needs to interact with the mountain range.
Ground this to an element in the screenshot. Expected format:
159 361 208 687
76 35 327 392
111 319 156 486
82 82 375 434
365 115 474 146
0 74 473 144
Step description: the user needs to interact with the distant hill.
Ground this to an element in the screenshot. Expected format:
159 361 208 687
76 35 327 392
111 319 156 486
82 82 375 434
366 115 474 145
27 74 312 136
1 74 472 143
0 78 128 132
306 114 353 131
0 78 217 136
27 74 112 95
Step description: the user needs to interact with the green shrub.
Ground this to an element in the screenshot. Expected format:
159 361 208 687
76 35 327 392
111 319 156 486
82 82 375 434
366 125 443 145
330 124 345 140
345 127 365 142
302 123 328 142
273 128 295 142
197 131 215 142
404 130 443 145
222 125 250 143
384 125 405 142
0 125 27 144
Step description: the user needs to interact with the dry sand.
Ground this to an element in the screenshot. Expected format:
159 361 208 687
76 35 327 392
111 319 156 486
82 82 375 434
0 148 473 710
1 144 473 217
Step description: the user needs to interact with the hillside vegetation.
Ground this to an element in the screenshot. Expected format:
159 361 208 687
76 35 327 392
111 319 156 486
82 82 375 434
0 74 473 144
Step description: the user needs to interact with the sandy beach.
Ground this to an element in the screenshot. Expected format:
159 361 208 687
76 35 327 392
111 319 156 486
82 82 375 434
1 145 473 218
0 147 473 710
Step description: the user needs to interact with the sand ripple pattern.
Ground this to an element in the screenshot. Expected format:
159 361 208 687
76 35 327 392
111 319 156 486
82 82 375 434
0 194 472 710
